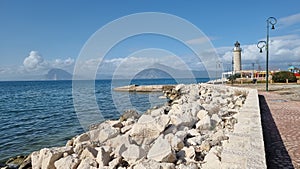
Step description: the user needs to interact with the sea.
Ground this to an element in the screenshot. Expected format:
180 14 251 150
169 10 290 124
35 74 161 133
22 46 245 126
0 78 209 163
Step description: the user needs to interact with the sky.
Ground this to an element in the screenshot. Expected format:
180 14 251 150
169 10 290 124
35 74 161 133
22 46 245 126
1 0 300 80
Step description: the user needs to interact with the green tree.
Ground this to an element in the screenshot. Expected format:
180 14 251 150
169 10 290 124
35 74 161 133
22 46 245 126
272 71 297 83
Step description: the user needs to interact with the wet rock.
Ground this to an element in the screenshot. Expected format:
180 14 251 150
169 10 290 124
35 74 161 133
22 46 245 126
5 155 27 169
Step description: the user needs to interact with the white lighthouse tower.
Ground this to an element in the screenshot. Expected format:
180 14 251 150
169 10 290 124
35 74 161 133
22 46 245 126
233 41 242 73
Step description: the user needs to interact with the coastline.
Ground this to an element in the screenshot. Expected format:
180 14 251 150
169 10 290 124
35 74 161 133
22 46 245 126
2 83 265 169
3 82 299 168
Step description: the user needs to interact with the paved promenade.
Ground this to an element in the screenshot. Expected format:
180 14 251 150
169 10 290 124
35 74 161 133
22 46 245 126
259 91 300 169
234 83 300 169
233 84 300 169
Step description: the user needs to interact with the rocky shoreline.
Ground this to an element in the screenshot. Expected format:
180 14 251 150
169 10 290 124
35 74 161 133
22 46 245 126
2 84 248 169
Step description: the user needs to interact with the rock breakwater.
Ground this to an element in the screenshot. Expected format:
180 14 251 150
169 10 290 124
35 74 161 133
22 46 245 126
6 84 251 169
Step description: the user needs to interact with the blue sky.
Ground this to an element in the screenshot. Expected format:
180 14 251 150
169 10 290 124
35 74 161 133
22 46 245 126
1 0 300 80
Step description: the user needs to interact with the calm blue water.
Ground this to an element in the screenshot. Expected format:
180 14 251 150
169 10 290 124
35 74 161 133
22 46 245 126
0 78 208 162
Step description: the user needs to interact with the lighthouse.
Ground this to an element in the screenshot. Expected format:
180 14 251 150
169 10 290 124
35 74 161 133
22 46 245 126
233 41 242 73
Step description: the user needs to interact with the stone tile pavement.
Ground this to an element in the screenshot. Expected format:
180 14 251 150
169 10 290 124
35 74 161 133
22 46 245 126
259 91 300 169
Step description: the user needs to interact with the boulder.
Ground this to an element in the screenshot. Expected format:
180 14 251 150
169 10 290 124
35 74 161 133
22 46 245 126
201 147 221 169
73 133 90 146
197 110 208 120
121 124 132 134
164 134 184 151
177 163 199 169
80 147 97 159
108 157 121 169
132 159 161 169
96 147 111 167
31 146 73 169
77 158 97 169
120 110 140 122
130 115 169 145
121 144 146 163
196 115 212 130
54 154 80 169
147 136 176 163
88 125 119 143
105 132 130 149
186 135 204 146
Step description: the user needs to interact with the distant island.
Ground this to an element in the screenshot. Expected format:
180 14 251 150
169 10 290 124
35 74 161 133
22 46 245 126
45 68 72 80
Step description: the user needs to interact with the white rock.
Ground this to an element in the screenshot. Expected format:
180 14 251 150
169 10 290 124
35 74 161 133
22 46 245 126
186 135 204 146
133 159 161 169
147 136 176 163
196 115 212 130
105 132 130 149
177 146 195 162
202 147 221 169
175 131 188 141
73 141 92 154
165 134 184 151
163 124 178 135
130 115 167 145
228 102 235 109
114 144 128 157
108 157 121 169
173 112 197 128
54 154 80 169
197 110 208 120
88 125 119 143
150 107 164 116
211 114 222 128
96 147 111 167
73 133 90 146
160 162 176 169
77 158 98 169
80 147 97 159
31 146 73 169
235 98 243 107
187 129 200 136
177 163 198 169
121 144 146 163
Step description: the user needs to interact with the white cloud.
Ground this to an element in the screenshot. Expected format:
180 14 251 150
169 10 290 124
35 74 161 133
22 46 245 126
23 51 44 70
186 36 216 45
219 34 300 70
53 57 75 68
279 13 300 28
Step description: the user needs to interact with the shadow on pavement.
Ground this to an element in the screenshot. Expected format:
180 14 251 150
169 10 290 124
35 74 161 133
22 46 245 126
259 95 294 169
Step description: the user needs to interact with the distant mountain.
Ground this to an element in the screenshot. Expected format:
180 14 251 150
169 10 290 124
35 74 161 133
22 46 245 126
45 68 72 80
95 63 209 80
134 68 173 79
133 63 209 79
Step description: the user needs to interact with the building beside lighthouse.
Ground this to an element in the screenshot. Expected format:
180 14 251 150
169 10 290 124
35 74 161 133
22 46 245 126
221 41 280 83
233 41 242 73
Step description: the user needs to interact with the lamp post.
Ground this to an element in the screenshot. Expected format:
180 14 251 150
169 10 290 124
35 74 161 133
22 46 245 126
257 17 277 91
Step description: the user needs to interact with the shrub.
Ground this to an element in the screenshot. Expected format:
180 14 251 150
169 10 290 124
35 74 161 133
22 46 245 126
227 73 241 82
272 71 297 83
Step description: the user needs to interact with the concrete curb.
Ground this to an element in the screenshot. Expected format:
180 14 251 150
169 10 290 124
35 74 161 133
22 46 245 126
221 87 266 168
